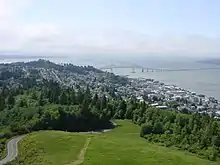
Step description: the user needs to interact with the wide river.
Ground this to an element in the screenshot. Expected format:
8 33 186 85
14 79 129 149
107 59 220 100
1 56 220 100
113 68 220 100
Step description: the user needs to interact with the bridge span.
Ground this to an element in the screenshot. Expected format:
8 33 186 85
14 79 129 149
100 65 220 73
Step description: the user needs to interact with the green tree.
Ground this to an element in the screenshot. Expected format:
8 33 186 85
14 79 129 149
77 88 84 104
19 99 27 107
117 100 127 119
140 123 153 137
80 100 90 117
31 91 38 100
70 89 76 105
100 94 107 110
153 122 164 134
125 104 133 119
212 135 220 147
59 92 68 105
85 86 92 103
7 94 15 106
38 93 45 106
92 93 98 105
0 95 5 111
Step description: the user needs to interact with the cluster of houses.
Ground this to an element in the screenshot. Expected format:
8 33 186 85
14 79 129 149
126 78 220 117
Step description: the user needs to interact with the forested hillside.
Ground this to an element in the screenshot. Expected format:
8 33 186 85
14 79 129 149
1 81 220 161
0 60 220 161
139 108 220 161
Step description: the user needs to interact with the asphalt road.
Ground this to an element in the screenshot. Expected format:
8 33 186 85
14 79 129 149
0 135 25 165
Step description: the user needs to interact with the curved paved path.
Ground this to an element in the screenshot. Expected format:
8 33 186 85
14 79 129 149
0 135 25 165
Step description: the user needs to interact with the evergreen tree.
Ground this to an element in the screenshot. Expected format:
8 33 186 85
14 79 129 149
0 95 5 111
60 92 68 105
140 123 153 137
31 91 38 100
153 122 164 134
19 99 27 107
85 86 92 103
38 93 45 106
100 94 107 110
212 135 220 147
92 93 98 106
70 89 76 105
117 100 127 119
77 88 84 104
7 94 15 106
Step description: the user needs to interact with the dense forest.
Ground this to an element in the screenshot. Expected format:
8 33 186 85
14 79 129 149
138 108 220 161
0 78 220 161
0 81 114 134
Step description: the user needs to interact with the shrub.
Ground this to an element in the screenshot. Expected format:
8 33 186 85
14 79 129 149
204 148 218 161
140 123 153 137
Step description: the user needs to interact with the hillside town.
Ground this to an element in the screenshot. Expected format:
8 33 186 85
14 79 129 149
1 60 220 118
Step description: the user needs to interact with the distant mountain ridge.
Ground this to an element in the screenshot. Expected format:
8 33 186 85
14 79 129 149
198 58 220 65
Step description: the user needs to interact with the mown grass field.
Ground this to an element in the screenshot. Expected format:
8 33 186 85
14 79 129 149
10 120 219 165
10 131 89 165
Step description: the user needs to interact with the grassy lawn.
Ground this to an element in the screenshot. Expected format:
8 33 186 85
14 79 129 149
10 120 220 165
83 120 219 165
10 131 88 165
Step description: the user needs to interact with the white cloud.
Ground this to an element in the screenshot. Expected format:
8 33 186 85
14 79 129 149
0 0 220 55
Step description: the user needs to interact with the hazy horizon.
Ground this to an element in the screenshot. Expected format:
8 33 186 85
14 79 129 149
0 52 218 60
1 0 220 56
0 53 218 69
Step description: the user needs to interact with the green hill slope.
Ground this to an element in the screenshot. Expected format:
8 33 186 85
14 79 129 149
9 121 219 165
8 131 88 165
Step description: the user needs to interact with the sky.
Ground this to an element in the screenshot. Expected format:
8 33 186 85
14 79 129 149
0 0 220 56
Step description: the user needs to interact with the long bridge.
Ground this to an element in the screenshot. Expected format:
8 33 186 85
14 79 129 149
100 64 220 73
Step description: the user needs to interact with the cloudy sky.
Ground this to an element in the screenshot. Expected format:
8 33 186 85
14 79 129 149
0 0 220 55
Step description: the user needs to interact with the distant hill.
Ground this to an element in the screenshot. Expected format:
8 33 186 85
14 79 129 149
198 58 220 65
0 59 129 96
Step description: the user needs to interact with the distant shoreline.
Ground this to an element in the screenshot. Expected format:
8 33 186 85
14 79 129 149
197 59 220 66
120 73 220 104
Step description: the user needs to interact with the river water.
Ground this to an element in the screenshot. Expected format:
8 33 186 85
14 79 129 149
112 68 220 100
109 60 220 100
